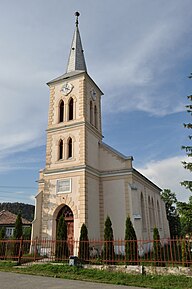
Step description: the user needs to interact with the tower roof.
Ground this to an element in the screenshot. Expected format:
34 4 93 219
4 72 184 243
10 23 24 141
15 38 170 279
66 12 87 73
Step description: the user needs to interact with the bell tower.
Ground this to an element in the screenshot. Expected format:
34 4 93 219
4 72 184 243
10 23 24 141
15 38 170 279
32 12 104 241
45 12 103 171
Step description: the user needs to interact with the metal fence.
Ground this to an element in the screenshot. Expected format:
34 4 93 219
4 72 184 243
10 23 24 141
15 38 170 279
0 238 192 266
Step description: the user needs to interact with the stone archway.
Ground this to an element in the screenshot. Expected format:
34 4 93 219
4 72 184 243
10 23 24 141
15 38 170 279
56 205 74 255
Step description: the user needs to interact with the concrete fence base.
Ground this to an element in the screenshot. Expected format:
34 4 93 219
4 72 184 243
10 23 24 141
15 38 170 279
83 264 192 276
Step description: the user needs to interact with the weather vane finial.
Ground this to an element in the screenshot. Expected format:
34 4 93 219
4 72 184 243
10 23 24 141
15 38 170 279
75 11 80 27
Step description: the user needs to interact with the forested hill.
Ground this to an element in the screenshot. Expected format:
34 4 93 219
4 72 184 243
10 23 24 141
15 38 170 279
0 202 35 222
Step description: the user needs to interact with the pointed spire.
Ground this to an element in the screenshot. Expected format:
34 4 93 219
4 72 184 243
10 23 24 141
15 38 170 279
66 12 87 73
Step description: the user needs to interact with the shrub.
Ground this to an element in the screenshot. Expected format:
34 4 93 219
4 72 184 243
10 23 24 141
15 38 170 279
153 227 162 266
103 216 115 264
125 216 137 264
55 215 69 260
78 223 89 261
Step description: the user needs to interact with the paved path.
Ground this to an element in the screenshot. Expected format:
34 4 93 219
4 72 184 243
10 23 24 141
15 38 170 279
0 271 151 289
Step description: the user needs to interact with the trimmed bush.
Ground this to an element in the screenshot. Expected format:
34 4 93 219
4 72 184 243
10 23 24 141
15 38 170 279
125 216 138 264
103 216 115 264
153 227 162 266
78 223 89 261
56 215 69 260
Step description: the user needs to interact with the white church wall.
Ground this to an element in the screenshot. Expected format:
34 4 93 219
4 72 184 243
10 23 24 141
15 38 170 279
87 175 100 239
102 178 126 239
86 130 100 169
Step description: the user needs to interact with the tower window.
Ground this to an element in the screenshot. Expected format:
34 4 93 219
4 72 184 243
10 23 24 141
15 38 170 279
69 98 74 120
59 139 63 160
94 105 97 128
59 100 64 122
68 137 72 158
90 101 93 124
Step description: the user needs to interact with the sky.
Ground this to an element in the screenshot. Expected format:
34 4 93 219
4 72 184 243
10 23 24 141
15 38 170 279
0 0 191 205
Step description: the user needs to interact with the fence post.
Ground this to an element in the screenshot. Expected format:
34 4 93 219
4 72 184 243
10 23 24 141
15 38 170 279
18 237 23 265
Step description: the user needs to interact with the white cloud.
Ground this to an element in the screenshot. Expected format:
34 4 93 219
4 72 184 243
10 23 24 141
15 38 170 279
137 155 191 202
0 1 191 177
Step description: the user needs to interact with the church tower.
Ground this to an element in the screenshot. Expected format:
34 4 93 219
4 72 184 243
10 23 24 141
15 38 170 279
32 12 104 245
32 12 170 249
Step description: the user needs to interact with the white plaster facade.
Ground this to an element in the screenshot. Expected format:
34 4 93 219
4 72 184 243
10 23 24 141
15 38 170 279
32 15 170 244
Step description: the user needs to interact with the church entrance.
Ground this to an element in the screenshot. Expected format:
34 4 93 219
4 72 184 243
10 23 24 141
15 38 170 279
56 205 74 255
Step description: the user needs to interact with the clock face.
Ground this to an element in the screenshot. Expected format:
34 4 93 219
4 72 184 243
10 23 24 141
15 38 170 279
90 89 97 101
61 82 73 95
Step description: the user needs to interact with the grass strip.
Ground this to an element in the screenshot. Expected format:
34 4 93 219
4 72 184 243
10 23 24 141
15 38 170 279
0 262 192 289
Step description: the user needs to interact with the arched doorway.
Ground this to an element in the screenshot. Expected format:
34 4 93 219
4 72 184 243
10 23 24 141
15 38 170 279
56 205 74 255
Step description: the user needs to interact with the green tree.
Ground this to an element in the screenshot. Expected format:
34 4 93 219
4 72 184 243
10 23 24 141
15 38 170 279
103 216 115 264
181 74 192 192
177 196 192 237
13 213 23 239
78 223 89 261
55 215 69 260
161 189 181 238
13 213 23 257
153 227 162 266
23 227 31 240
0 227 5 240
0 227 6 258
125 216 137 264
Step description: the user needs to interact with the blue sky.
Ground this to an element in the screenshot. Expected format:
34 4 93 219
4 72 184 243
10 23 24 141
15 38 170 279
0 0 191 204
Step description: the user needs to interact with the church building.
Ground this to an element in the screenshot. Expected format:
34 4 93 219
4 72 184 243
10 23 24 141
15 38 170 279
32 13 170 247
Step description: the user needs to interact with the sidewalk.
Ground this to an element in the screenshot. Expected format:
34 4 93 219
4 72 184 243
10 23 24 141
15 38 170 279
0 271 151 289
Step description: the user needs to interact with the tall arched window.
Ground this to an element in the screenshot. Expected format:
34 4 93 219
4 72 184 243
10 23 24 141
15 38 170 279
68 137 72 159
94 105 97 128
157 201 161 229
148 196 152 230
141 193 146 231
59 100 64 123
90 101 93 124
151 198 156 228
59 139 63 160
69 98 73 120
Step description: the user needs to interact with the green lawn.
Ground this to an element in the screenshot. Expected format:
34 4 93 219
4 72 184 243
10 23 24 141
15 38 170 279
0 262 192 289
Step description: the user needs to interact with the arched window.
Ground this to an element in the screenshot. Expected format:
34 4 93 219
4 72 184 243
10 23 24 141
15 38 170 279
151 198 156 228
90 101 93 124
157 201 161 228
148 196 152 230
69 98 73 120
59 139 63 160
141 193 146 230
94 105 97 128
68 137 72 159
59 100 64 122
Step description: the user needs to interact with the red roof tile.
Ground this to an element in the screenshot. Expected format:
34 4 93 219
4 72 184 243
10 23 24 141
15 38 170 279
0 210 31 225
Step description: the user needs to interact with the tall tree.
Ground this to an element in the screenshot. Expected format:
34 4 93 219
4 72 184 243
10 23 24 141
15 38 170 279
56 215 69 260
13 213 23 239
103 216 115 264
161 189 181 238
181 73 192 192
0 227 6 258
125 216 137 264
78 223 89 261
0 227 5 240
177 196 192 237
13 213 23 257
